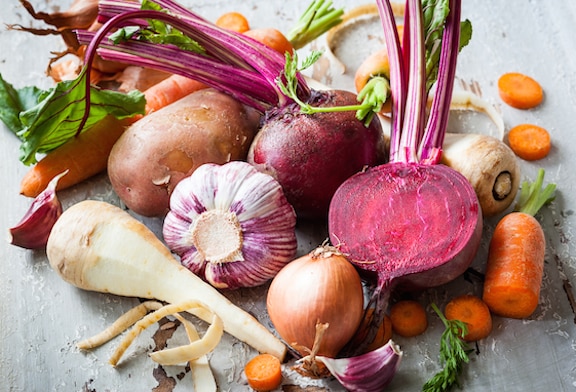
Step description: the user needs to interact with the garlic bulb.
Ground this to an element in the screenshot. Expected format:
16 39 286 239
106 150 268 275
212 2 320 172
162 161 297 289
9 170 67 249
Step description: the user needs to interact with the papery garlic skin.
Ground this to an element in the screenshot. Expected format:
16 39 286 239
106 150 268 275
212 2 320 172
163 161 297 289
317 340 403 392
9 170 67 249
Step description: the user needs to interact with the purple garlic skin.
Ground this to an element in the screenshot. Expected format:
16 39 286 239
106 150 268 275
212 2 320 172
317 340 403 392
162 161 297 290
9 170 67 249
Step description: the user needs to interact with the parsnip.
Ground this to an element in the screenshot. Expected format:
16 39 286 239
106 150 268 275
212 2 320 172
46 200 287 360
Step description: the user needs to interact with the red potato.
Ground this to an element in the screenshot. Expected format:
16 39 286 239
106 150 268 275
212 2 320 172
108 88 261 217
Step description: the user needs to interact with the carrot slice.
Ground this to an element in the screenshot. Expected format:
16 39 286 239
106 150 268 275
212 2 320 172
507 123 551 161
215 11 250 33
244 353 283 391
497 72 543 109
389 300 428 338
444 295 492 342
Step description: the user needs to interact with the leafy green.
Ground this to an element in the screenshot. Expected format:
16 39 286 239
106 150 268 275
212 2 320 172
0 70 145 165
515 168 556 216
423 303 473 392
286 0 344 50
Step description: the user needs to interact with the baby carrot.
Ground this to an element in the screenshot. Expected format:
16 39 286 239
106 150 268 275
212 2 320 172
244 353 283 391
497 72 544 109
243 28 294 55
19 116 129 197
444 295 492 342
507 123 551 161
215 11 250 33
482 169 556 319
389 300 428 338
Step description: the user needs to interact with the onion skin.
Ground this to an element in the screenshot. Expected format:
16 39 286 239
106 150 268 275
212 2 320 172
248 89 387 220
266 246 364 358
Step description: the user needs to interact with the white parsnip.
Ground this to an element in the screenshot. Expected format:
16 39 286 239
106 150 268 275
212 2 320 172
46 200 287 360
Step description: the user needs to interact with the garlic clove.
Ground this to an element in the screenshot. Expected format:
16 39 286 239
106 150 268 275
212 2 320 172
9 170 68 249
316 340 403 392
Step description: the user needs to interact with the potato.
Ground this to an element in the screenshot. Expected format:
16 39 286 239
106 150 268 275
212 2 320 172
108 88 261 217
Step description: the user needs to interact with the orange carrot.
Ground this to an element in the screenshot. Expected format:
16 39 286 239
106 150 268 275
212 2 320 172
497 72 544 109
482 169 555 319
244 353 283 392
215 11 250 33
444 295 492 342
19 116 129 197
143 74 207 115
507 123 551 161
243 28 294 56
350 308 393 352
389 300 428 338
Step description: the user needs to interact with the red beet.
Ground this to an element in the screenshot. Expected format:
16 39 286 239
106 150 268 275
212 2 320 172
248 89 387 220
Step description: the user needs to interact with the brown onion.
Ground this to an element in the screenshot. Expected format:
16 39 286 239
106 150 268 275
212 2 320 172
266 245 364 359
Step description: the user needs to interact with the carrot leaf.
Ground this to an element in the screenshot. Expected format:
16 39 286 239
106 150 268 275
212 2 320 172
515 168 556 216
423 303 473 392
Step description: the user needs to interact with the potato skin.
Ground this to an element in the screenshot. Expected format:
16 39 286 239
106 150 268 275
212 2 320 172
108 88 261 217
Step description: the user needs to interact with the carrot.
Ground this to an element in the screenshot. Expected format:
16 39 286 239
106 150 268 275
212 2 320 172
215 11 250 33
444 295 492 342
244 353 283 392
507 123 551 161
143 74 207 115
482 169 556 319
350 308 393 353
497 72 544 109
389 300 428 338
19 116 129 198
243 28 294 55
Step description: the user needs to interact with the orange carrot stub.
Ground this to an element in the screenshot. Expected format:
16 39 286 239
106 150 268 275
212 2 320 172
482 212 545 319
507 123 551 161
444 295 492 342
19 116 129 198
244 353 283 392
244 28 295 56
497 72 544 109
389 300 428 338
215 11 250 33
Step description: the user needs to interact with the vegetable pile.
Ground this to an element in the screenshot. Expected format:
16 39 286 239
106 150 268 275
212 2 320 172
2 0 562 390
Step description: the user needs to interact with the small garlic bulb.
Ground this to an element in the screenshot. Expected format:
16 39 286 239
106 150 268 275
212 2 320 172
162 161 297 289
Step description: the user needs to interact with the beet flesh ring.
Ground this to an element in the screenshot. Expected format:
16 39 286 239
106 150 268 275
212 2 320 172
247 89 387 220
328 162 483 290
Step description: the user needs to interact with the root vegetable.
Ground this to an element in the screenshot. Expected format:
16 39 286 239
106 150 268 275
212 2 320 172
497 72 543 110
482 169 556 319
46 199 287 360
389 300 428 338
108 88 260 217
441 132 521 217
507 123 551 161
328 0 480 354
444 294 492 342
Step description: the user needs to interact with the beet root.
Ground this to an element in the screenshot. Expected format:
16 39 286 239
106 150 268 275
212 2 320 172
328 162 482 291
247 89 387 220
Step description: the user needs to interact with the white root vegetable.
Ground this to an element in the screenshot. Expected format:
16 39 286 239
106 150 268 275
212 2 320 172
46 200 287 360
441 133 521 217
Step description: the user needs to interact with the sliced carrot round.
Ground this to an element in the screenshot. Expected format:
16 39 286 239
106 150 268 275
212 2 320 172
498 72 543 109
445 294 492 342
244 353 283 391
215 11 250 33
507 123 551 161
389 300 428 337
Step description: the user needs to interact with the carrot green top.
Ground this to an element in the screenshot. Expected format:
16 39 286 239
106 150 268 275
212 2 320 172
515 168 556 216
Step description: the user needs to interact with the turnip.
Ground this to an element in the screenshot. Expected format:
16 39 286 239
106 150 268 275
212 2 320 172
328 0 481 352
46 200 287 360
82 0 386 220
